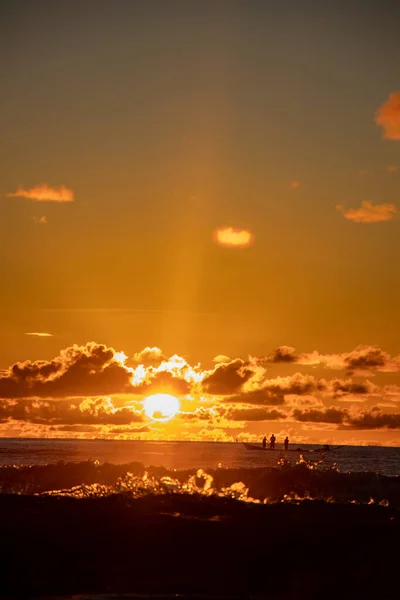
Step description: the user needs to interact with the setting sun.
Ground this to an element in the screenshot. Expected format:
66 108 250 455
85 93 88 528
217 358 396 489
143 394 180 422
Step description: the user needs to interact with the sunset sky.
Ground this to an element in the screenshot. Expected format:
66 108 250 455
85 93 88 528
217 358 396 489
1 1 400 445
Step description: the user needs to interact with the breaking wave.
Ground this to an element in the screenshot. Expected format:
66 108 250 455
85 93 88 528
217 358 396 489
1 455 399 507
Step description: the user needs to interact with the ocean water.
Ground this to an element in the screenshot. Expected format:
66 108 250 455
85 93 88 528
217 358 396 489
0 437 399 474
1 438 399 505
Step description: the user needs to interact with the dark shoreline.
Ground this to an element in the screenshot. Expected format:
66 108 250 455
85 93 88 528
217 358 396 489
1 493 398 599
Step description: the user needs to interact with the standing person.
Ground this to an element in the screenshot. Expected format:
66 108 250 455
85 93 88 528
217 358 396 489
262 436 267 449
284 436 289 451
270 434 276 450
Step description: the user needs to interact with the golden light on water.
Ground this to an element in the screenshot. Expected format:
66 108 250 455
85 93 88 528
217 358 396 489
143 393 180 422
213 226 253 247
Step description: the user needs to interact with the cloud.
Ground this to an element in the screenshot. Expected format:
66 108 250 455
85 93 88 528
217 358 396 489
25 332 53 337
224 407 286 422
130 353 202 394
0 396 144 426
180 407 214 421
292 407 346 424
221 372 326 407
262 373 323 396
0 342 132 398
290 180 300 189
328 378 378 397
343 346 398 375
346 408 400 429
226 389 285 406
131 370 191 395
291 406 400 429
201 359 255 395
32 216 48 225
387 165 399 173
375 92 400 140
297 345 400 374
213 226 253 247
285 395 323 408
0 343 206 401
56 425 98 433
132 347 166 366
267 346 297 363
6 184 74 202
336 201 396 223
213 354 231 364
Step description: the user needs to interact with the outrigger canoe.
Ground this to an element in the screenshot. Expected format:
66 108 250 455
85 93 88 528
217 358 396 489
242 442 344 453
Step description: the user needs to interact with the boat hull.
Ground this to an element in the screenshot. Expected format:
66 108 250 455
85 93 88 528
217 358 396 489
242 442 305 452
242 442 343 453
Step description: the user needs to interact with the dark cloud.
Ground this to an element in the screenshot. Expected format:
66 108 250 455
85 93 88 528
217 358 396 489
292 408 346 424
329 378 376 397
346 408 400 430
201 359 254 395
291 406 400 430
225 389 285 406
55 425 98 433
224 407 286 422
267 346 297 363
0 397 143 426
263 373 324 396
292 344 399 373
0 343 132 399
344 346 394 373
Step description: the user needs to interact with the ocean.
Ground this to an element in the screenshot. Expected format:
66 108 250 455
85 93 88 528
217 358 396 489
2 439 399 598
1 437 400 475
1 438 399 502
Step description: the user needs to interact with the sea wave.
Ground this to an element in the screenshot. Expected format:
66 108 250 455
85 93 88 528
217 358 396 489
1 455 399 507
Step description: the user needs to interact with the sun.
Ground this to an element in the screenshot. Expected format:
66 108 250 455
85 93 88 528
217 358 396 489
143 393 180 422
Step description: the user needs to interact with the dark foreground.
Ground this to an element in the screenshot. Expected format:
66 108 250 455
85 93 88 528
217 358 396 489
1 494 398 600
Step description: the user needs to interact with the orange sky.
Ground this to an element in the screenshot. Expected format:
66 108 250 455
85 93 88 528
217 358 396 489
0 2 399 445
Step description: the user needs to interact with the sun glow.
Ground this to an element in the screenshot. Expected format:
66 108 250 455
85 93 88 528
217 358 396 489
143 393 180 422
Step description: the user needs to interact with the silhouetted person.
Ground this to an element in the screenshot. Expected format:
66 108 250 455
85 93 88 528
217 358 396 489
270 434 276 450
284 436 289 451
323 444 330 452
262 436 267 449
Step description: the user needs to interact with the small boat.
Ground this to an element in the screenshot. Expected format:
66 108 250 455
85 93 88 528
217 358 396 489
242 442 344 453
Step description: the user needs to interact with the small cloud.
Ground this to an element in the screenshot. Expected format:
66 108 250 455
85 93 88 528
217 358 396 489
336 201 396 223
268 346 297 363
6 184 74 202
32 216 48 225
213 354 231 364
375 92 400 140
387 165 399 173
132 347 166 366
290 180 300 189
213 226 253 247
25 332 53 337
